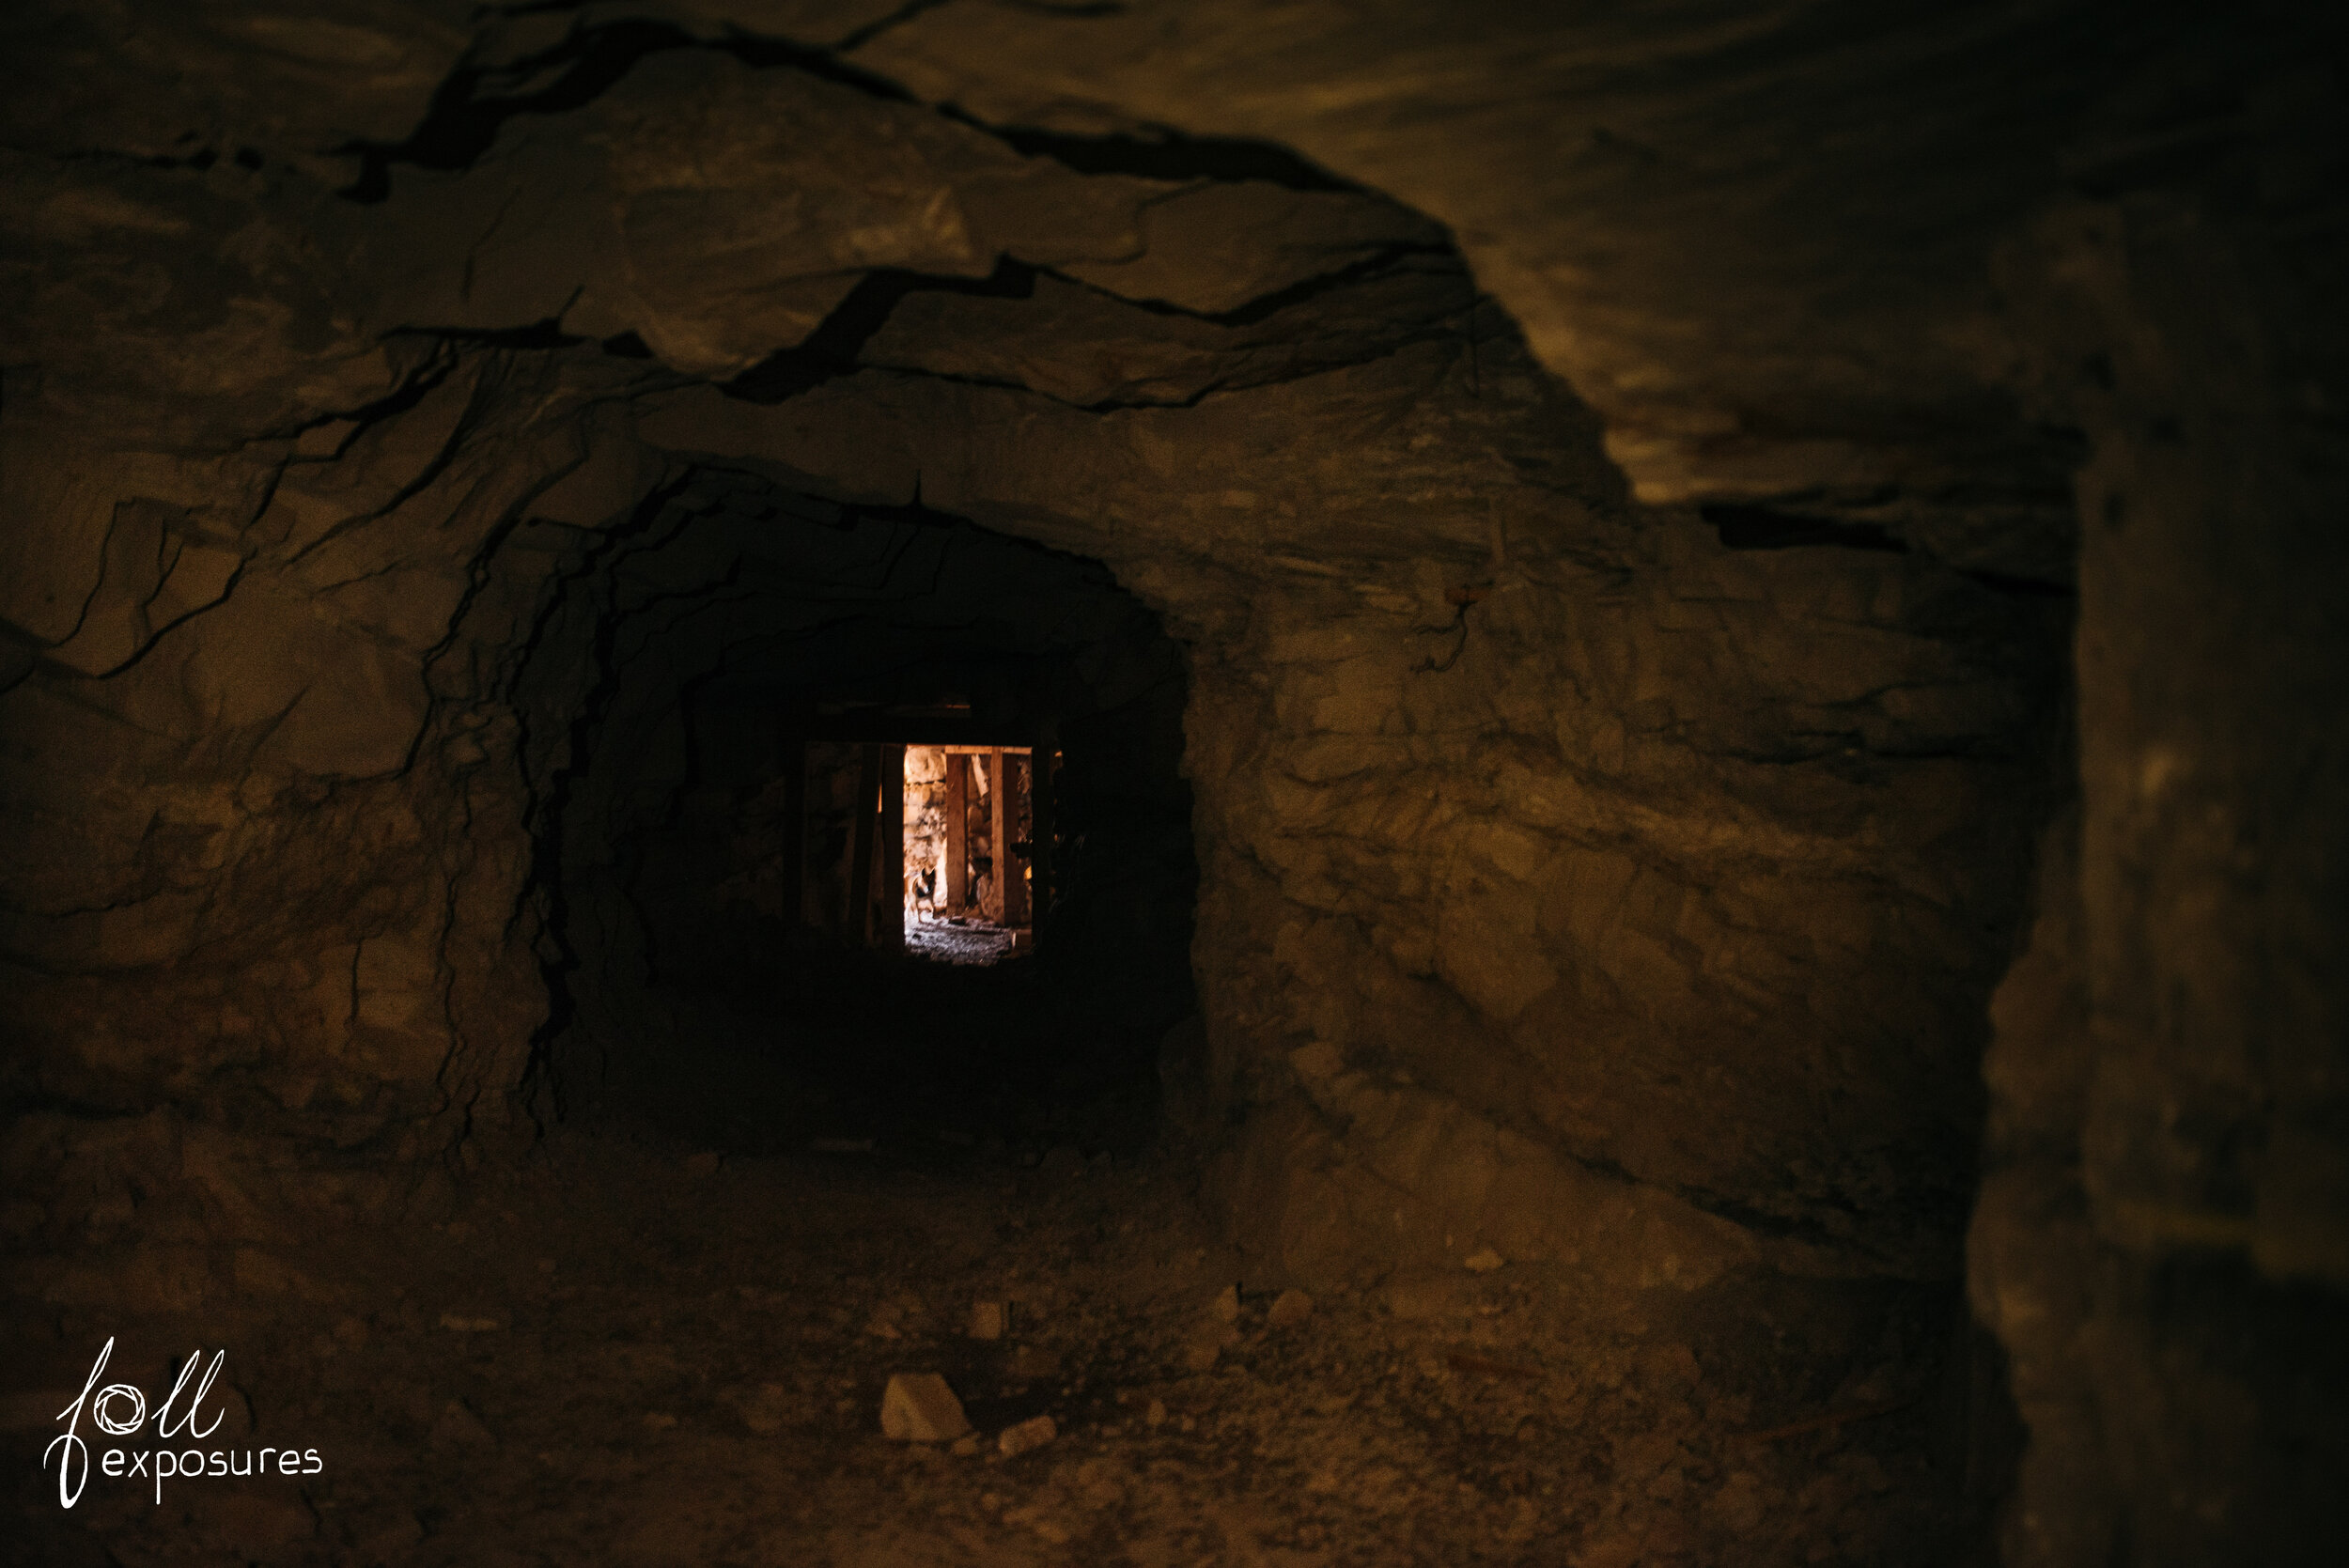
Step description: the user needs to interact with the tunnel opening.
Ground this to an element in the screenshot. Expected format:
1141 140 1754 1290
900 743 1039 959
514 474 1197 1168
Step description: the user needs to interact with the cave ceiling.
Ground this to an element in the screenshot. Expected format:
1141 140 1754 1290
0 0 2167 591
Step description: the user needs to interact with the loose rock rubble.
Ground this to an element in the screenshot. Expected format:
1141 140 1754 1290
7 1108 1994 1565
1268 1289 1315 1330
880 1374 970 1443
997 1414 1058 1459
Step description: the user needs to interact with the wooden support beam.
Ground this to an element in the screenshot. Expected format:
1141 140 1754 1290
987 747 1008 925
848 742 880 945
878 743 906 952
943 750 968 912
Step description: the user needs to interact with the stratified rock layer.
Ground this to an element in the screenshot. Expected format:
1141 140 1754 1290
3 6 2341 1561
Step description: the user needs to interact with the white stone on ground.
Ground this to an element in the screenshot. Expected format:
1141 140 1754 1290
880 1373 970 1442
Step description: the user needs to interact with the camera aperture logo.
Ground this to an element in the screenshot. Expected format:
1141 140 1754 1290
41 1337 323 1508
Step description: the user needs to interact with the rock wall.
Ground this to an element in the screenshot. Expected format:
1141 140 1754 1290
1968 76 2349 1565
5 6 2058 1283
4 5 2340 1558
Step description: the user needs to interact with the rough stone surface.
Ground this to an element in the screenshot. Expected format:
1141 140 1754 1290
1969 93 2349 1557
2 4 2341 1562
879 1371 970 1443
2 26 2061 1279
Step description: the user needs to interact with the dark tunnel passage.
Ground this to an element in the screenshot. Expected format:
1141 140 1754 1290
516 476 1199 1157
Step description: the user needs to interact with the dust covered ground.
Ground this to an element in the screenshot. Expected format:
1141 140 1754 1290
8 1083 1994 1567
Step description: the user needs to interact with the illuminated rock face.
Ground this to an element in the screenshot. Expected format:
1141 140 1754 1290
1 5 2341 1560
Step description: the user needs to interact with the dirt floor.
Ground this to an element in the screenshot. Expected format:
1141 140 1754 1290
7 952 2001 1566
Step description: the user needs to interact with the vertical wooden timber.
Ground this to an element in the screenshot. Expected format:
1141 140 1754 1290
878 743 906 951
848 742 881 945
988 747 1008 925
779 736 807 939
944 751 969 912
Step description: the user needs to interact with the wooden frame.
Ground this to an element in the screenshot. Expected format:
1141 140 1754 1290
943 750 969 912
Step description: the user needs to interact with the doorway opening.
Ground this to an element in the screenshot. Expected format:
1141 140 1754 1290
723 734 1064 967
903 744 1054 966
756 738 1058 968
